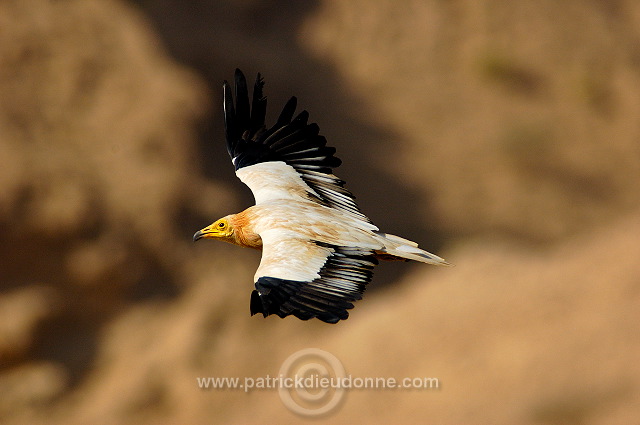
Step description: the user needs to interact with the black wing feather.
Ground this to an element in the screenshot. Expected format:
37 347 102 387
223 81 237 158
224 69 369 222
249 73 266 134
250 244 378 324
234 69 251 134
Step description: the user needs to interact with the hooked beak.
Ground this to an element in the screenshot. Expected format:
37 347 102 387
193 230 205 242
193 223 219 242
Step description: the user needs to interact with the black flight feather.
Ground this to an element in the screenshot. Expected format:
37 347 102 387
250 244 378 324
222 69 371 223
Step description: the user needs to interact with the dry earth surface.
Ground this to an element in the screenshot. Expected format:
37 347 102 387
1 0 639 424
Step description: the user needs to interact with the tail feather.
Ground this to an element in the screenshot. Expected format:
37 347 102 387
374 232 419 247
374 232 450 266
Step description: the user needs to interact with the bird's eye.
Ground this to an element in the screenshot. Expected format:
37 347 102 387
218 222 226 228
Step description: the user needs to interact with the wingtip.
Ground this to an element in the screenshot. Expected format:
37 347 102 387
223 78 237 156
250 290 267 317
276 96 298 126
250 72 267 133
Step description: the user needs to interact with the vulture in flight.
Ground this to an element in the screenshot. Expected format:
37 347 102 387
194 69 448 323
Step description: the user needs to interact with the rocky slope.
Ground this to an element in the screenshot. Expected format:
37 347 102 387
1 0 638 423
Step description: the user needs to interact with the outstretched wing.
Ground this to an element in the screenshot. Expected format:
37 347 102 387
223 69 370 223
250 230 378 323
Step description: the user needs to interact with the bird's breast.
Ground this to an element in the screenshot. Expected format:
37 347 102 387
240 201 379 249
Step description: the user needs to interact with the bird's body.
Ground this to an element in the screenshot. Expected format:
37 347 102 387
194 69 448 323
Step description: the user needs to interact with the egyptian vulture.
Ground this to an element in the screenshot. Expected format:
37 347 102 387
194 69 448 323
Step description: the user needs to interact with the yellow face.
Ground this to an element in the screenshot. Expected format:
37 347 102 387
193 217 234 241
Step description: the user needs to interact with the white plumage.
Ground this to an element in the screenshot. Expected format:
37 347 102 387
193 69 448 323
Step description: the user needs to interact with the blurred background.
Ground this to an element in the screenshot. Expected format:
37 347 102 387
1 0 639 423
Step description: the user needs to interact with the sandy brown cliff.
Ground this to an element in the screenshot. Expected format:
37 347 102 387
1 0 639 424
